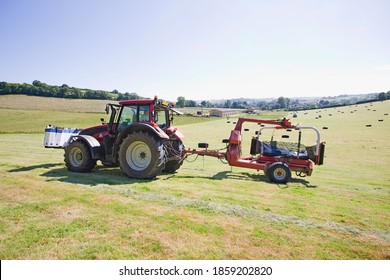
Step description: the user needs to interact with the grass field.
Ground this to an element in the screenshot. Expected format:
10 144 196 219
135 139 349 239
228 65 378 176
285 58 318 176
0 96 389 259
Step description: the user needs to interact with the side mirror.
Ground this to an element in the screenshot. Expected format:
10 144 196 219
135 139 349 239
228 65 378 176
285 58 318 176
105 104 110 114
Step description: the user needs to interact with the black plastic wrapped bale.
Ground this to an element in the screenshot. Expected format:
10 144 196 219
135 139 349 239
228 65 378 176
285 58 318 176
198 143 209 149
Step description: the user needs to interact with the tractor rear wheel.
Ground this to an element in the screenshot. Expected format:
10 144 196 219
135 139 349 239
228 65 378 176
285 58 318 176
163 159 184 173
119 131 165 179
64 141 96 172
267 162 291 184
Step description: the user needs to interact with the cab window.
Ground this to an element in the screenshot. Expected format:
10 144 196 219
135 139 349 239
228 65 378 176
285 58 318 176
155 108 168 128
118 105 137 132
139 106 150 122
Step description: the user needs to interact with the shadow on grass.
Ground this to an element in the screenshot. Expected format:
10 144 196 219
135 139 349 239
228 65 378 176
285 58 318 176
44 166 155 186
9 163 148 186
8 163 318 188
9 163 63 172
168 170 318 188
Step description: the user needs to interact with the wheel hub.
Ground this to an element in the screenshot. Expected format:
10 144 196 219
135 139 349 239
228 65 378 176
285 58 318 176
126 141 152 171
274 167 286 180
69 147 83 167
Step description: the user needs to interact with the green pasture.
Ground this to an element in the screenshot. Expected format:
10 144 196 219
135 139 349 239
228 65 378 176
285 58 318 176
0 109 219 134
0 99 389 259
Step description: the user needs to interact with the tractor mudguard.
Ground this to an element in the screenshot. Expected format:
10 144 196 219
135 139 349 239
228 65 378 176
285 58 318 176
166 126 185 140
67 135 103 160
118 123 169 143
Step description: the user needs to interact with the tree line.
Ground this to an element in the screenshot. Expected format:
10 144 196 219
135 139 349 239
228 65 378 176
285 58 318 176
0 80 142 101
176 96 292 110
176 92 390 110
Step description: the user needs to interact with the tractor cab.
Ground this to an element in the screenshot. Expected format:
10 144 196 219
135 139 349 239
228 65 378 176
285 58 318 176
105 96 182 137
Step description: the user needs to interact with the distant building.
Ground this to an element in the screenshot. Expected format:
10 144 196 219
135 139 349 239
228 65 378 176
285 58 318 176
209 108 238 117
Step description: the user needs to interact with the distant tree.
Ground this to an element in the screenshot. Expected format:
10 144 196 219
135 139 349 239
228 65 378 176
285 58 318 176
176 96 186 107
285 98 290 109
32 80 42 87
117 93 124 100
261 103 271 110
70 88 83 98
117 92 141 100
378 92 386 101
0 81 9 94
224 100 231 108
256 101 266 108
290 99 300 107
319 99 330 107
277 96 286 108
129 92 140 99
200 100 208 107
187 100 197 107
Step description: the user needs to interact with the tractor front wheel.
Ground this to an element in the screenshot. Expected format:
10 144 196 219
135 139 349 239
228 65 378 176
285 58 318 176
267 162 291 184
64 141 96 172
119 132 165 179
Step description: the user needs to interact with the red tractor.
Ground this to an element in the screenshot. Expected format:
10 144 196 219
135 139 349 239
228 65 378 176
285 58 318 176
44 96 186 179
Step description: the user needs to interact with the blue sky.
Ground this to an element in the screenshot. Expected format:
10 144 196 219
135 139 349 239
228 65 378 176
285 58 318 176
0 0 389 101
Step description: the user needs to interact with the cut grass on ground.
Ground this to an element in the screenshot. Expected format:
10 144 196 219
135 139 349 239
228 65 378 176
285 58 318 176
0 100 389 259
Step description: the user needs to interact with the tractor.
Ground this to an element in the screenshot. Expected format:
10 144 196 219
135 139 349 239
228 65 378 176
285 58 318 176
44 96 186 179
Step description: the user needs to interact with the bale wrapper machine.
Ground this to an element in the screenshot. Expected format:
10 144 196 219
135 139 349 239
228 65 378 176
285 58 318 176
185 117 325 184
